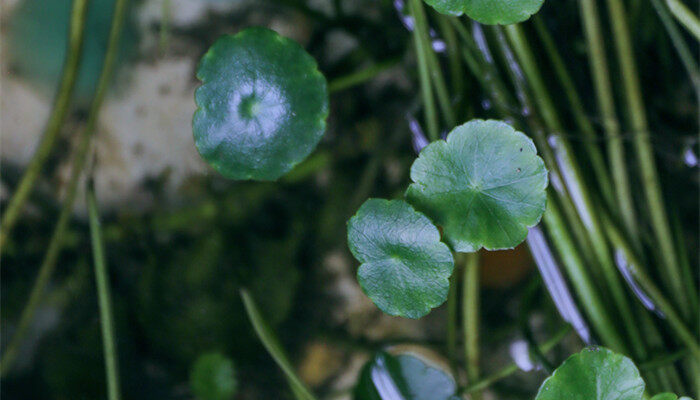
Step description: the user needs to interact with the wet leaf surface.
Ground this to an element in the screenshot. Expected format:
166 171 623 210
347 199 454 319
193 27 328 181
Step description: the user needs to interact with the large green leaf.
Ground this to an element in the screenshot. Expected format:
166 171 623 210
355 351 459 400
406 119 547 252
422 0 545 24
347 199 454 319
193 27 329 181
536 347 645 400
189 352 237 400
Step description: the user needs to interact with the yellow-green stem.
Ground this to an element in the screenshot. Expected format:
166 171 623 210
604 0 689 317
462 253 481 400
666 0 700 40
577 0 638 248
409 0 439 140
87 186 121 400
0 0 130 375
0 0 90 250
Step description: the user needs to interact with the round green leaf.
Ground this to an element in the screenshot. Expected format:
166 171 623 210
406 119 547 252
347 199 454 319
536 347 645 400
355 351 460 400
423 0 545 25
193 27 329 181
190 352 237 400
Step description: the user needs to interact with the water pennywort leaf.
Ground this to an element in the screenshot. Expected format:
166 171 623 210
193 27 329 181
422 0 544 25
190 352 237 400
535 347 645 400
347 199 454 319
355 351 460 400
406 119 548 252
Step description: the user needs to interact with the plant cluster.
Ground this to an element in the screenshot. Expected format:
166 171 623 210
1 0 698 398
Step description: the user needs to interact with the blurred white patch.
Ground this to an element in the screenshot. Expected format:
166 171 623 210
91 58 206 210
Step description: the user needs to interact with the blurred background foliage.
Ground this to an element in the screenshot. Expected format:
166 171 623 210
0 0 697 399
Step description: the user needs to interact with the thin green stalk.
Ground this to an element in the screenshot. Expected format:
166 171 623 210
0 0 90 250
666 0 700 40
602 214 700 361
449 18 518 118
87 186 121 400
159 0 171 55
504 24 648 361
576 0 638 247
422 32 456 128
446 271 459 373
543 195 628 354
462 253 481 400
435 15 465 120
409 0 439 140
327 58 400 93
651 0 700 99
241 290 316 400
532 16 615 212
460 325 571 394
604 0 689 316
0 0 130 376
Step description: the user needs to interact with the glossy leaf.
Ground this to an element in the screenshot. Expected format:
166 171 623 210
193 27 329 181
536 347 645 400
422 0 545 25
347 199 454 319
406 119 547 252
355 351 459 400
190 352 237 400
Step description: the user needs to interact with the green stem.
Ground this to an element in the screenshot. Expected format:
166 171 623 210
460 325 571 394
0 0 130 376
0 0 90 250
666 0 700 40
436 15 465 120
601 214 700 361
604 0 689 316
462 253 481 400
543 195 628 354
327 58 401 93
241 290 316 400
87 186 121 400
446 271 459 373
409 0 439 141
504 24 648 361
576 0 638 247
651 0 700 99
532 16 615 212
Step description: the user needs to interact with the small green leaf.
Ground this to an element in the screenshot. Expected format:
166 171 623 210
193 27 329 181
422 0 545 25
190 352 237 400
406 119 547 252
355 351 460 400
536 347 645 400
650 394 693 400
347 199 454 319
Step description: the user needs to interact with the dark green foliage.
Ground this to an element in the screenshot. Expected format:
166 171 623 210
347 199 454 318
193 27 329 181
